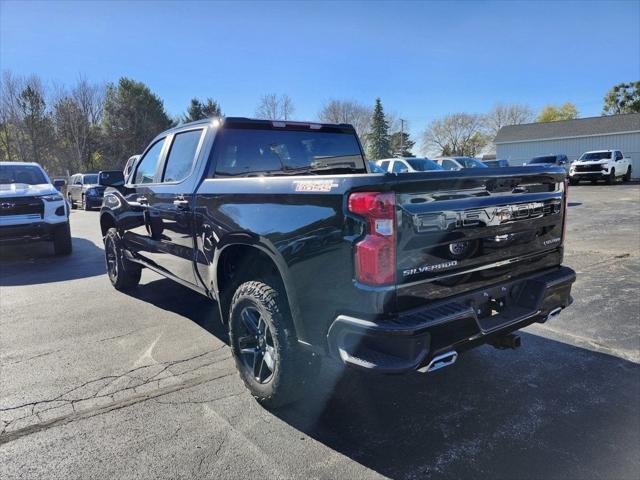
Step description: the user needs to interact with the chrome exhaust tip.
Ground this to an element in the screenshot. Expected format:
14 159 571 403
417 351 458 373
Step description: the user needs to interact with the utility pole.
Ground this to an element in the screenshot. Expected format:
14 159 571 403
399 119 406 157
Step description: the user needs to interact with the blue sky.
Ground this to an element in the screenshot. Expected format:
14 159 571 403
1 0 639 140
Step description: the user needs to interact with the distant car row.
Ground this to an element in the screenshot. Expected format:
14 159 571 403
372 156 488 173
369 150 633 185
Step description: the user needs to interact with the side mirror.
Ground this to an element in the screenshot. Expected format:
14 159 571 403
53 179 66 190
99 170 125 187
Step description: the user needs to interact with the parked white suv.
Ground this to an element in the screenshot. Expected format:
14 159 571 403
375 157 443 173
0 162 72 255
569 150 632 185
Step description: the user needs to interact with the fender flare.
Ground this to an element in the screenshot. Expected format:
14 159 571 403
211 238 305 340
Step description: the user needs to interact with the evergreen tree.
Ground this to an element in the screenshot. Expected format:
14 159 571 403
184 97 222 122
101 77 174 167
366 98 391 160
603 82 640 115
18 84 55 170
390 131 415 157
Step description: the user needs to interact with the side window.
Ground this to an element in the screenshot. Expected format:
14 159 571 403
615 151 623 161
392 161 408 173
442 159 458 170
134 139 165 184
74 175 82 185
380 161 390 171
162 130 203 183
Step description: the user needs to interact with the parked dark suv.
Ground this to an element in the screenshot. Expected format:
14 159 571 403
67 173 106 210
526 155 569 173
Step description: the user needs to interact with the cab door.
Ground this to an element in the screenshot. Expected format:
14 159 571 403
142 128 206 285
122 137 169 265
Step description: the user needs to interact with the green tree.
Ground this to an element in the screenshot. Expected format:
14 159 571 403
603 82 640 114
389 131 415 157
366 98 391 160
101 78 174 168
536 102 579 122
183 97 222 122
18 83 56 170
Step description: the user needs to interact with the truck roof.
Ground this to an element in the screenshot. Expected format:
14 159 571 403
165 117 356 135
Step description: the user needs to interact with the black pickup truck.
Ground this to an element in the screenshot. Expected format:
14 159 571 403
98 117 575 407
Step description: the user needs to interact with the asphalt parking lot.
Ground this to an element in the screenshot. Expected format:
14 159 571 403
1 183 639 480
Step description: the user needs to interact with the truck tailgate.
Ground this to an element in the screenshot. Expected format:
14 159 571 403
390 167 567 312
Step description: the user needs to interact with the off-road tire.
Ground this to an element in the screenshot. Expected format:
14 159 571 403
104 227 141 290
623 167 632 182
228 280 317 408
606 169 615 185
569 178 579 186
53 222 72 255
68 194 77 209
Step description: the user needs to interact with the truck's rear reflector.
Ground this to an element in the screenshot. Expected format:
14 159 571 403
348 192 396 285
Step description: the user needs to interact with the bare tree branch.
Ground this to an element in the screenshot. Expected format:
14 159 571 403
255 93 295 120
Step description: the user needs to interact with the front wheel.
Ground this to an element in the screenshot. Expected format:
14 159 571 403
53 222 72 255
68 194 77 209
104 228 141 290
569 178 579 186
606 169 615 185
228 280 317 408
623 166 632 182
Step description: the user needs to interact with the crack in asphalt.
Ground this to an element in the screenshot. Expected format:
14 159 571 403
0 349 234 444
0 369 237 446
3 349 63 366
94 327 149 343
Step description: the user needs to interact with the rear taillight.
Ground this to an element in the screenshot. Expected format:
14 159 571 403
561 178 568 243
348 192 396 285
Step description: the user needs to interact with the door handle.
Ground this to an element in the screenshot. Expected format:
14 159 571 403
173 199 189 209
137 196 148 205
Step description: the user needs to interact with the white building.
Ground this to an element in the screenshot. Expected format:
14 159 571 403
495 113 640 177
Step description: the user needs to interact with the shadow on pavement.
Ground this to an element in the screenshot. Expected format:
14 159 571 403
125 277 229 344
0 237 106 286
272 333 640 480
75 256 638 478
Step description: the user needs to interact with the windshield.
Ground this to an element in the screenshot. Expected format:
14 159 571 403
83 174 99 184
0 164 48 185
579 151 611 161
530 156 557 164
454 157 487 168
214 128 366 176
407 158 442 171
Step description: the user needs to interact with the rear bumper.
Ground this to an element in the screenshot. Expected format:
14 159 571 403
0 221 66 244
327 266 576 373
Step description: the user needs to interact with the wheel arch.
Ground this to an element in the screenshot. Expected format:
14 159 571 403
100 212 117 238
213 242 303 338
